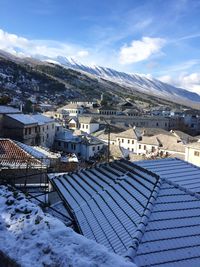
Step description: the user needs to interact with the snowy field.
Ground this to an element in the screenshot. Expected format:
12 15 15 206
0 185 136 267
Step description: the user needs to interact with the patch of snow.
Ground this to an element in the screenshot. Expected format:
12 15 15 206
0 185 136 267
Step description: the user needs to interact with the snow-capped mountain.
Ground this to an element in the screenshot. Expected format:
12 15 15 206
1 49 200 106
45 55 200 103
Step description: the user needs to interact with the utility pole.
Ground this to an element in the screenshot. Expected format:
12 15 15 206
100 117 110 163
106 122 110 163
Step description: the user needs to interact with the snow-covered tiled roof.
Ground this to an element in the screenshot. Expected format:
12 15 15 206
50 160 159 255
0 105 21 114
136 158 200 193
0 139 45 169
31 114 55 125
6 114 38 125
133 179 200 267
50 158 200 266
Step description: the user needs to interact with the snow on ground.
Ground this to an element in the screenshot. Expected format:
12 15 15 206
0 185 136 267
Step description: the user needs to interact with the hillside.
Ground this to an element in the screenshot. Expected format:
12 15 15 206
0 50 200 109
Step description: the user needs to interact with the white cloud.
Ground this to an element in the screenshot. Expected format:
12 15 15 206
0 29 89 60
119 37 165 64
158 73 200 95
76 50 89 58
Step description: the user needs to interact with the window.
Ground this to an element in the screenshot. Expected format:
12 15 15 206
29 128 31 134
144 145 146 150
132 148 134 152
25 129 28 135
156 122 159 127
93 147 95 151
86 125 88 129
194 151 200 157
71 143 76 150
47 134 49 139
64 143 68 148
132 140 134 144
47 125 49 130
97 146 100 150
82 124 84 129
121 139 124 143
152 146 155 152
127 140 130 144
139 145 141 149
52 124 54 129
58 141 61 146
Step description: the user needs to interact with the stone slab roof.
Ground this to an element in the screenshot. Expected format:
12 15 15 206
49 158 200 266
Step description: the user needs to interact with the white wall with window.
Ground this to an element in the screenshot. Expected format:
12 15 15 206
185 143 200 167
80 122 99 134
116 137 137 153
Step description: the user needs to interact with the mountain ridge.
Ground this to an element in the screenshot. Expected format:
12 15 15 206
0 50 200 109
42 55 200 103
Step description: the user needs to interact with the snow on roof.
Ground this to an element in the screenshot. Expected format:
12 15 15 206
31 114 55 125
16 141 60 160
6 114 38 125
136 158 200 193
0 105 21 114
0 185 135 267
50 160 159 255
131 179 200 266
50 158 200 266
0 139 45 169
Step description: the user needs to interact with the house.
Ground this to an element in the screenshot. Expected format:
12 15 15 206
57 103 84 117
124 108 140 116
67 117 79 130
3 114 55 147
49 158 200 266
3 114 38 145
0 138 46 184
54 129 104 161
155 133 185 159
70 100 97 107
0 105 21 137
185 142 200 167
32 114 55 148
97 106 119 115
79 117 99 134
17 141 78 172
96 126 187 159
137 135 160 155
115 128 139 153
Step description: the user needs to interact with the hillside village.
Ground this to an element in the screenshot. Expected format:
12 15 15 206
1 89 200 265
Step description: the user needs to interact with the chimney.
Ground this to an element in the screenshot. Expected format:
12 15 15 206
19 104 23 112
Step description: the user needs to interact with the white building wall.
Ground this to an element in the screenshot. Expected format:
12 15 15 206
80 123 99 134
116 137 138 153
39 122 55 148
137 143 159 155
185 147 200 167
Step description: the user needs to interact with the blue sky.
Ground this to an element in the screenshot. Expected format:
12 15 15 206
1 0 200 93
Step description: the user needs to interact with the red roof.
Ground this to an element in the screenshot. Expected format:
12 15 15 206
0 139 44 169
